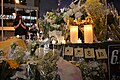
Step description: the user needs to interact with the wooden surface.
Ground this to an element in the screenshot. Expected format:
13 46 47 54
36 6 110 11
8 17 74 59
0 27 15 31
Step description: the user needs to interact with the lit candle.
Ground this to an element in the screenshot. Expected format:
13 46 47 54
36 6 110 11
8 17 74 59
16 35 20 38
108 38 112 41
62 40 66 44
84 25 93 43
78 38 82 43
70 26 78 43
52 40 56 44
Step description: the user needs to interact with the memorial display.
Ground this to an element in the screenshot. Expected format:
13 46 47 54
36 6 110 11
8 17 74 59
0 0 120 80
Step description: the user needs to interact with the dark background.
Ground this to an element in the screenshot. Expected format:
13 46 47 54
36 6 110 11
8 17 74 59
39 0 120 17
39 0 72 17
107 0 120 14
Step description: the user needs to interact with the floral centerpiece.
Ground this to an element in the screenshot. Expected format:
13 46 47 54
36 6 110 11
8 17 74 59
64 0 120 41
39 10 65 38
0 41 60 80
79 61 106 80
39 0 120 42
63 0 110 41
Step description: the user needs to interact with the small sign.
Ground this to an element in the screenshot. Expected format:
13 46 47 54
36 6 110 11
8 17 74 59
64 47 73 56
74 48 84 57
84 48 95 58
95 49 107 59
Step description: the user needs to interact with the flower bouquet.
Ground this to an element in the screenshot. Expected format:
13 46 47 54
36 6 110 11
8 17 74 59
79 61 106 80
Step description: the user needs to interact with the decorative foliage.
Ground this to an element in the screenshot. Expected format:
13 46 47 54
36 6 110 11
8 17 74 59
63 0 86 24
80 61 106 80
85 0 109 41
63 0 110 41
38 0 120 41
39 10 65 38
27 40 39 55
36 50 60 80
9 42 27 64
0 41 60 80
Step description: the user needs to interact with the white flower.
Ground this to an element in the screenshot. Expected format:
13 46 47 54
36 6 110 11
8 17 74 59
51 24 60 29
70 2 76 9
75 11 83 19
10 64 28 79
0 57 7 63
47 19 54 24
67 9 73 16
63 12 69 22
89 61 99 68
35 48 44 58
92 71 98 75
72 6 80 13
60 8 65 13
25 51 30 56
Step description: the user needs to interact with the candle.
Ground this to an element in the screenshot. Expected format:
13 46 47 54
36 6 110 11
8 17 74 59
62 40 66 44
70 26 78 43
16 35 20 38
108 38 112 41
52 40 56 44
84 25 93 43
78 38 82 43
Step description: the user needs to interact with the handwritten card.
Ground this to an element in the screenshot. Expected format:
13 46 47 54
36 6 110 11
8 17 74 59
84 48 95 58
74 48 84 57
95 49 107 59
64 47 73 56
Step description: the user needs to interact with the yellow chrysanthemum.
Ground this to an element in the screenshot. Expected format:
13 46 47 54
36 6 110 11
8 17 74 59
7 59 19 69
75 64 80 67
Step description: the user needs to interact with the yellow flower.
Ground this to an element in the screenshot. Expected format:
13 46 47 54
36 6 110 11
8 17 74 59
7 59 19 69
75 64 80 67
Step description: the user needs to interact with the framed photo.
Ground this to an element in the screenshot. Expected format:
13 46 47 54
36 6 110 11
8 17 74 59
95 49 107 59
64 47 73 56
84 48 95 58
74 48 84 57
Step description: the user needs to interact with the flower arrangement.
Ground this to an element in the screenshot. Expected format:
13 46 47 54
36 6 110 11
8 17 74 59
36 50 60 80
6 60 19 69
39 10 65 38
79 61 106 80
63 0 110 41
39 0 110 41
9 42 27 64
0 42 60 80
38 0 120 41
85 0 109 41
63 0 85 24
